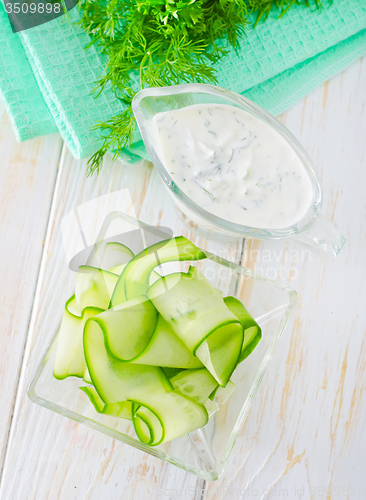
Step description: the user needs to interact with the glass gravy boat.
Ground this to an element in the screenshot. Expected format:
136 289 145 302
132 83 346 257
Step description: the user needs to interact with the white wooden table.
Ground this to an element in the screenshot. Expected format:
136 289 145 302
0 57 365 500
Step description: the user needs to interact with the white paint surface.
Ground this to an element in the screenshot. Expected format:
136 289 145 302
0 56 365 500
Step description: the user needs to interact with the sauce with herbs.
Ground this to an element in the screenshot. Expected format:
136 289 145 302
153 103 313 229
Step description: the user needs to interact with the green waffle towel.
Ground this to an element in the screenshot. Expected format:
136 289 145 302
0 0 365 161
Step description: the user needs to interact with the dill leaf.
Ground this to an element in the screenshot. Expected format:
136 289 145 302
78 0 322 173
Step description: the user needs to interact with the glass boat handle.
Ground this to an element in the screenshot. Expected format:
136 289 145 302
291 214 346 257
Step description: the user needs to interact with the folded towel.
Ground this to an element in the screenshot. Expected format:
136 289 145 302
0 0 365 162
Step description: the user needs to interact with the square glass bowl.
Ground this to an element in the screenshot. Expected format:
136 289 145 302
28 235 296 481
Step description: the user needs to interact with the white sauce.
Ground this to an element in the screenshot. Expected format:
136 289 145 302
153 103 314 230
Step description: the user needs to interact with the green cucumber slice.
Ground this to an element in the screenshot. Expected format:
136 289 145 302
195 321 243 387
54 265 119 379
80 386 132 419
209 380 235 404
83 316 172 404
91 296 158 361
147 267 243 386
170 368 218 404
188 266 223 301
111 236 206 306
224 296 262 362
131 391 209 446
75 266 119 312
132 404 158 445
130 315 203 369
53 297 103 380
83 366 93 384
108 263 126 275
85 299 202 367
161 367 184 379
54 237 262 446
147 268 238 352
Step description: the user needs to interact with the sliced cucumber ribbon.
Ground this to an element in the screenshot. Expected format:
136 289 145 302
54 236 261 446
147 266 244 386
84 297 203 368
111 236 206 306
83 316 208 446
170 368 218 404
83 316 172 404
74 267 119 314
54 244 135 380
131 391 208 446
81 386 133 419
209 380 235 403
129 315 203 368
82 386 208 447
53 296 104 380
224 296 262 362
92 296 158 361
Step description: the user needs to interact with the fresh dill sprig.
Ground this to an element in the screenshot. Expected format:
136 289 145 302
87 104 136 176
78 0 321 174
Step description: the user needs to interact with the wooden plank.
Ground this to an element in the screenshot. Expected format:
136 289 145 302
0 144 244 499
205 57 366 499
2 54 365 500
0 103 62 473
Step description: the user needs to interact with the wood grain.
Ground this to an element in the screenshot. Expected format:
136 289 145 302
0 104 62 475
0 56 365 500
205 56 366 500
0 146 244 500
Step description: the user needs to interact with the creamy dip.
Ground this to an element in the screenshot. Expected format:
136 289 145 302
152 103 314 230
